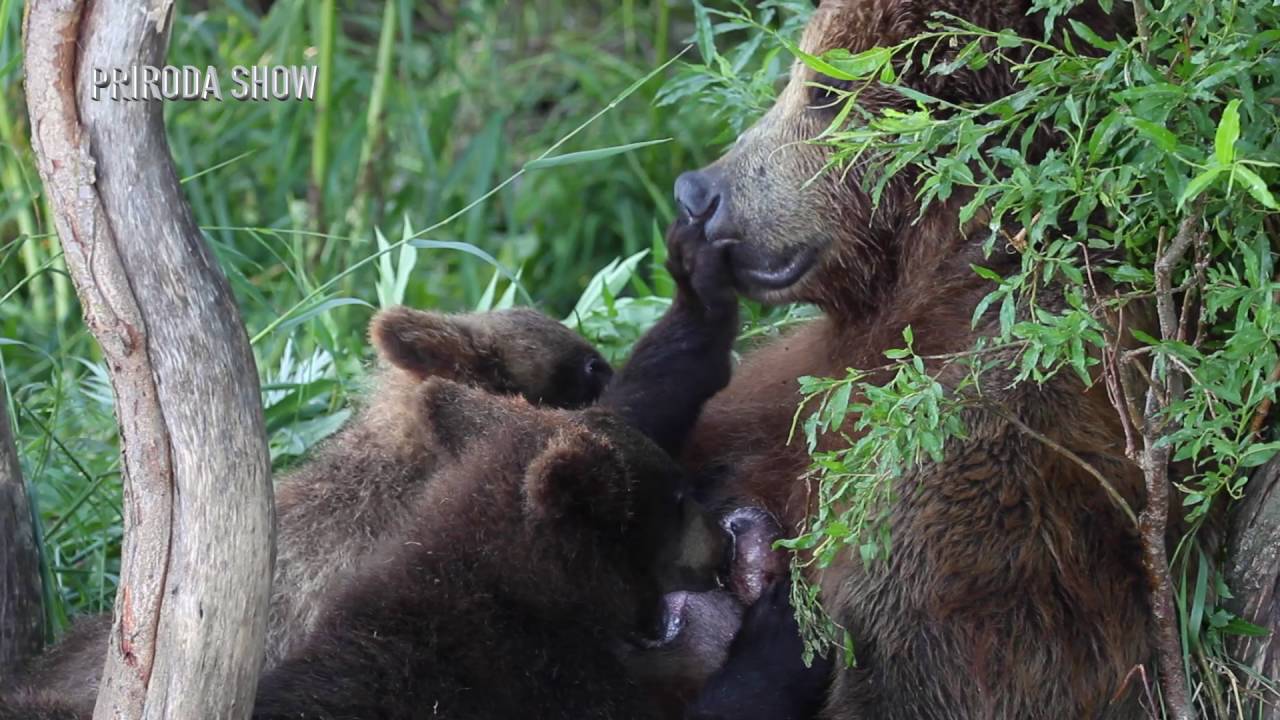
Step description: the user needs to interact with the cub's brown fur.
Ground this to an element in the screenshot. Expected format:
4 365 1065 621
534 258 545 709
269 306 610 666
252 378 725 719
659 1 1151 718
0 307 611 719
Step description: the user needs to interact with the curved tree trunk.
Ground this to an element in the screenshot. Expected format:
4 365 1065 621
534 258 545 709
23 1 275 718
0 375 42 681
1227 454 1280 719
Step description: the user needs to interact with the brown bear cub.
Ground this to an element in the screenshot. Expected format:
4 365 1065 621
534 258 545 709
251 228 745 719
0 307 613 719
253 378 728 719
269 306 613 666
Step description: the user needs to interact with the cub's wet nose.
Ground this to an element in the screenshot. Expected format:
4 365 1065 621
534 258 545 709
675 170 722 222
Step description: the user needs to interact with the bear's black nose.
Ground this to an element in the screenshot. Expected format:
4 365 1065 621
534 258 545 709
675 170 722 222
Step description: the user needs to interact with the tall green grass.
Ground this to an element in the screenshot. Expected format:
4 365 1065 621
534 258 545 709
0 0 807 634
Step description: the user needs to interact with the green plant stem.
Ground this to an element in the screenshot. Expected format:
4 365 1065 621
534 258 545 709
309 0 336 232
347 0 397 243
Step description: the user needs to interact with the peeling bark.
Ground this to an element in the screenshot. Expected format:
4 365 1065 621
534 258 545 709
1227 455 1280 719
23 0 275 718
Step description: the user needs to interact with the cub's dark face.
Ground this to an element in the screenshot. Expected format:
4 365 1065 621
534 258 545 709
672 0 1043 315
575 409 730 599
417 380 730 639
371 306 612 408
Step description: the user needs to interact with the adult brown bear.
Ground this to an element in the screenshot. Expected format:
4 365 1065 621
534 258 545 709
665 1 1152 718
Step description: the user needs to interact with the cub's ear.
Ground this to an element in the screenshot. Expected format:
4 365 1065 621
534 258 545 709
370 306 477 381
415 377 513 459
523 425 633 533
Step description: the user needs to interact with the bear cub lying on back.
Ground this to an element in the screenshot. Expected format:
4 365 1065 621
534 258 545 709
253 378 727 719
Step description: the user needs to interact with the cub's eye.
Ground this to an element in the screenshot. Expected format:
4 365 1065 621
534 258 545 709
584 355 611 380
583 354 613 394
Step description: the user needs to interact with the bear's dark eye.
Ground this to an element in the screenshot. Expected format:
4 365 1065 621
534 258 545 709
807 75 846 111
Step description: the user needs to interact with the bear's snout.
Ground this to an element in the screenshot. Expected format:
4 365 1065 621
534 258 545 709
675 169 734 244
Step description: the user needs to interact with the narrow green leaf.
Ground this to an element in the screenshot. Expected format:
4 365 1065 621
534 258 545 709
1187 549 1209 650
525 138 672 170
1068 19 1118 51
1221 617 1272 637
1214 99 1241 166
474 268 501 312
1087 110 1123 162
692 0 715 63
827 383 852 427
276 298 375 335
1233 166 1279 210
1179 166 1223 209
779 37 858 81
970 264 1003 282
1129 118 1180 154
824 47 892 80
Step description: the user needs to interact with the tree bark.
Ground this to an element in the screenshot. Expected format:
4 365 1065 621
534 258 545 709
0 375 43 681
1226 455 1280 719
23 1 275 718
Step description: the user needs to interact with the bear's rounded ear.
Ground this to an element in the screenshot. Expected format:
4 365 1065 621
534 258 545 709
415 377 511 459
370 306 477 381
523 425 632 531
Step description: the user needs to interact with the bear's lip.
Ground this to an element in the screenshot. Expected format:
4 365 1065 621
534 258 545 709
722 242 821 293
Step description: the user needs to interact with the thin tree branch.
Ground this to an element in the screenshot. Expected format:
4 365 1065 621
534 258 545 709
1131 0 1151 55
1137 208 1204 720
987 402 1140 528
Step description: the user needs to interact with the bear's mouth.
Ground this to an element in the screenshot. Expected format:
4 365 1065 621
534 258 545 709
722 241 822 294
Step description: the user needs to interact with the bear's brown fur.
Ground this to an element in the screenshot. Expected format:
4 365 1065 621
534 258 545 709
252 378 726 719
665 1 1152 718
0 306 613 718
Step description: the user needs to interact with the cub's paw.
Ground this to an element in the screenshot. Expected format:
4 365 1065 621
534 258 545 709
686 580 833 720
665 218 737 319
